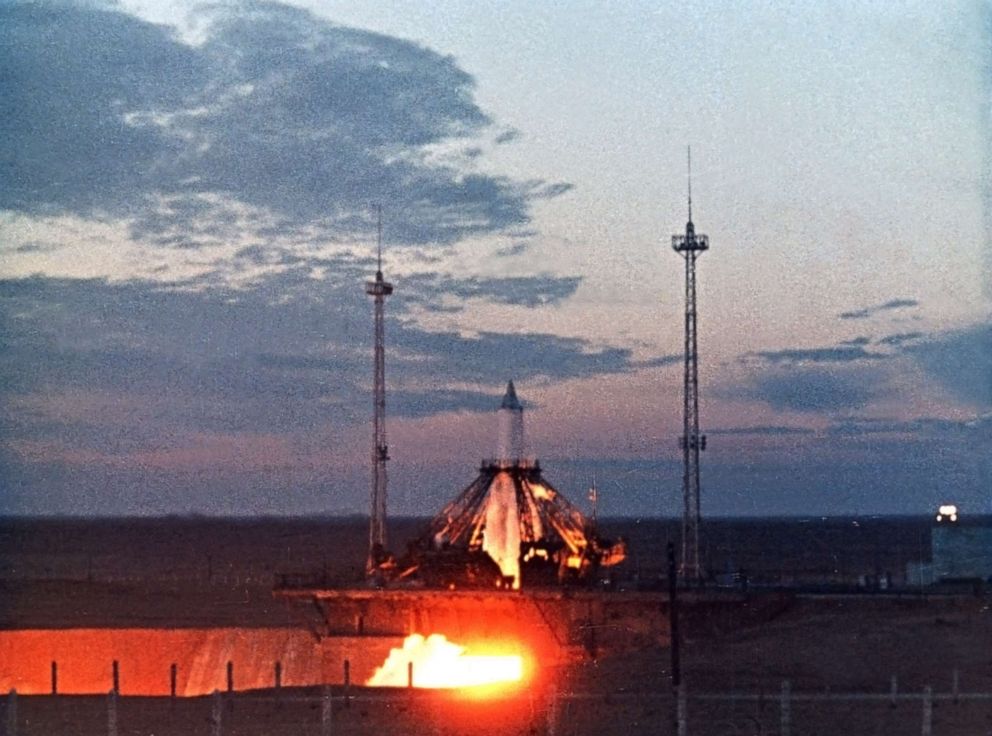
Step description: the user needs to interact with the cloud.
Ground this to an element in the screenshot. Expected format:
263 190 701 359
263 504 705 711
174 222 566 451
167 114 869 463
707 425 816 436
720 324 988 424
748 345 885 364
530 182 574 199
737 367 883 413
879 298 920 310
13 241 59 254
390 389 504 418
824 416 981 436
493 129 520 145
0 272 640 453
389 329 635 383
493 242 529 258
838 298 919 320
0 267 651 514
740 324 986 415
402 273 581 310
902 323 991 409
838 309 872 320
632 354 682 369
0 0 567 247
875 331 924 346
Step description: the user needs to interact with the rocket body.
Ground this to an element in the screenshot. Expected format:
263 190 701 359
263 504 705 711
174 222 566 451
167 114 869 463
496 381 525 466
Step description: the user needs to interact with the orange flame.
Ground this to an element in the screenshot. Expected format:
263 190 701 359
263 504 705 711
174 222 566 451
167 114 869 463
366 634 524 690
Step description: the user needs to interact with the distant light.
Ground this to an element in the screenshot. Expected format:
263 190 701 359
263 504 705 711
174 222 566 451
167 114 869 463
936 504 959 523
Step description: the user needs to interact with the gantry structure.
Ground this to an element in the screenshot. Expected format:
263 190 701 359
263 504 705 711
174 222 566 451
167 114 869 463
671 149 708 582
417 382 625 589
365 206 393 573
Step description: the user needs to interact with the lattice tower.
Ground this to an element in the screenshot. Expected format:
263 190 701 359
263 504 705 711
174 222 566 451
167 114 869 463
365 205 393 573
671 148 708 581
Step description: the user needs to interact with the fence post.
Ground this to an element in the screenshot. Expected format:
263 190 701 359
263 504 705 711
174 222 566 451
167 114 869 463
668 542 681 690
320 685 333 736
211 689 222 736
51 661 57 695
921 686 932 736
407 661 414 689
676 683 688 736
112 660 119 695
890 675 898 708
107 690 118 736
170 664 177 699
343 660 351 708
274 661 282 689
7 689 16 736
546 688 558 736
226 661 234 693
952 669 959 704
780 680 791 736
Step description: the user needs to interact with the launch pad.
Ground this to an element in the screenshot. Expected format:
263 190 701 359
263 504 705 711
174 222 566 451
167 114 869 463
361 382 626 592
271 582 790 670
274 585 671 661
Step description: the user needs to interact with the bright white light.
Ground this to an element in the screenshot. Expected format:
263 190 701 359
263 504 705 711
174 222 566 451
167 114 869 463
366 634 523 689
936 504 959 522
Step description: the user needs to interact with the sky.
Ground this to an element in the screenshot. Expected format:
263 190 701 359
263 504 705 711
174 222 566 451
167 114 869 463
1 0 990 518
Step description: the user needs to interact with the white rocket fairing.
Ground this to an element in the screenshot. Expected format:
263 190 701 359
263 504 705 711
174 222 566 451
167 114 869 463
486 380 526 588
496 380 525 466
424 379 626 590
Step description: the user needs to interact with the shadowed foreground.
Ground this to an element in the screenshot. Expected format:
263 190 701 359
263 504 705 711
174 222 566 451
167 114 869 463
3 518 991 734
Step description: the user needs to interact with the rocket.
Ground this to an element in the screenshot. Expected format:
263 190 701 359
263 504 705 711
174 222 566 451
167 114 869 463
496 380 525 466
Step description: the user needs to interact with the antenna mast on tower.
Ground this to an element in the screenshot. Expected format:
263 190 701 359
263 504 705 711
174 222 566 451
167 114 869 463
365 204 393 574
671 147 708 582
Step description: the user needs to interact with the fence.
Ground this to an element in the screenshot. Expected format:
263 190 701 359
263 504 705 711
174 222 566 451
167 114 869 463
4 680 992 736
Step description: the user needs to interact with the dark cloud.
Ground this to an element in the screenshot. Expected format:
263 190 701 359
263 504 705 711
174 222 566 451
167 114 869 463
838 309 872 320
749 345 884 364
738 367 883 414
707 425 816 436
13 241 59 254
632 354 682 369
1 0 567 246
839 336 871 346
875 331 924 346
824 416 980 437
902 323 991 409
493 242 529 258
2 268 986 517
402 273 581 309
390 389 503 418
493 129 520 145
1 2 204 216
880 298 921 310
530 182 574 199
0 272 638 458
389 329 634 383
838 298 919 320
545 412 991 514
0 268 647 514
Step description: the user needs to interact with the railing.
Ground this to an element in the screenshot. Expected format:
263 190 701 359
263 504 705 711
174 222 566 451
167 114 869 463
5 679 991 735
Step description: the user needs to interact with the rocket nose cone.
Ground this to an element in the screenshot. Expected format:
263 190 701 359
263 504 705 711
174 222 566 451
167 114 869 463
501 381 522 410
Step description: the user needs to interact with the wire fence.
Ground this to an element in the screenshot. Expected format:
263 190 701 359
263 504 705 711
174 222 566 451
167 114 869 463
4 681 992 736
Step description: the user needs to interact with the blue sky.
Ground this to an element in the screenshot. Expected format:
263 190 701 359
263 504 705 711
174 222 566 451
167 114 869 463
1 0 989 517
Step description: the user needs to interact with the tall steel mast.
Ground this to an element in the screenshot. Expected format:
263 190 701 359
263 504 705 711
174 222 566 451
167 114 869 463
671 148 708 582
365 205 393 573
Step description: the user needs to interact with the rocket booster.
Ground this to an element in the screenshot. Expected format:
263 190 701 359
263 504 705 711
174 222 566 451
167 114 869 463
496 380 525 466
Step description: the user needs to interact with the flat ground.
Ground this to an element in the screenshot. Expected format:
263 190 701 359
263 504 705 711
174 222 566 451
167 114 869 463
4 596 990 735
2 517 990 735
